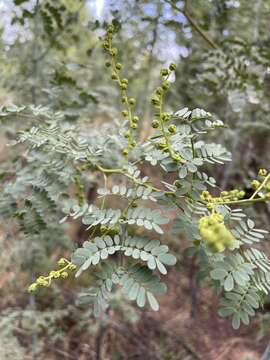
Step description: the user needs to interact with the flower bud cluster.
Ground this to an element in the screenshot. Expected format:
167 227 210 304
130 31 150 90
103 25 139 157
150 63 183 163
250 169 270 200
28 258 76 292
198 213 235 253
200 189 245 206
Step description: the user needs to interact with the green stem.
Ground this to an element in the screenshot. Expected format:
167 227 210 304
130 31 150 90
250 173 270 200
95 164 173 195
206 196 269 207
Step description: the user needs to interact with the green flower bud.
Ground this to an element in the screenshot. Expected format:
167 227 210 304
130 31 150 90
131 123 138 129
58 258 66 266
100 225 107 233
155 87 163 95
168 124 177 134
160 68 169 76
157 141 166 149
111 73 117 80
129 98 136 106
61 272 68 279
151 120 159 128
238 191 245 198
121 78 128 85
169 63 177 71
120 83 127 90
122 110 128 117
151 96 160 105
103 41 109 50
107 25 114 33
105 61 111 67
121 96 128 104
259 168 267 176
162 80 170 90
251 180 260 189
161 112 170 122
28 283 38 292
68 264 77 271
122 148 129 156
116 62 122 70
207 203 214 210
130 140 136 148
132 115 139 122
124 131 130 139
110 47 118 56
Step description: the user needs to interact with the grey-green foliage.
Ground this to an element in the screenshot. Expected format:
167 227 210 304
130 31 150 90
79 261 167 316
10 100 270 330
2 31 270 330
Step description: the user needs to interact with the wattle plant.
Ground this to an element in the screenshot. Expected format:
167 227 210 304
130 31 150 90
2 25 270 330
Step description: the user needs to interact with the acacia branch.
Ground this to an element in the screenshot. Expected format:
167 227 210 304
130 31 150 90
165 0 219 49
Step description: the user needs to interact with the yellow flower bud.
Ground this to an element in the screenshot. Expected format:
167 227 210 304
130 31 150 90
259 168 267 177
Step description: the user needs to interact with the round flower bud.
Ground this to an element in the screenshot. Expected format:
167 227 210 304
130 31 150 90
238 191 245 198
103 42 109 50
124 131 130 139
207 203 214 210
120 83 127 90
130 140 136 148
100 225 107 233
259 168 267 177
157 141 166 149
110 48 118 56
68 264 77 271
49 271 57 278
251 180 260 189
122 110 128 117
169 63 177 71
129 98 136 106
161 113 170 122
160 68 169 77
162 80 170 90
28 283 38 292
132 116 139 122
151 120 159 128
151 96 160 105
61 272 68 279
122 78 128 85
122 148 129 156
131 123 138 129
121 96 128 104
155 87 163 95
111 73 117 80
58 258 66 266
105 61 111 67
168 124 177 134
116 62 122 70
107 25 114 33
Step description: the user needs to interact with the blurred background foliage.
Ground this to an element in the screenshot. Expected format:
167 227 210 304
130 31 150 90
1 0 270 359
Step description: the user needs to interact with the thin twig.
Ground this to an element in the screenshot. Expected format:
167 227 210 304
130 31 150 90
164 0 219 49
